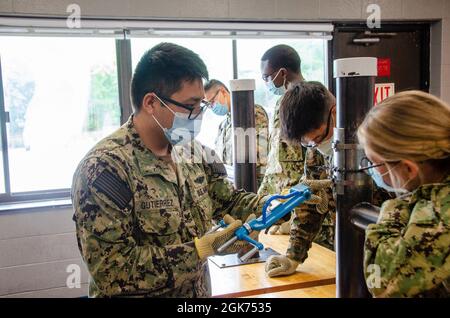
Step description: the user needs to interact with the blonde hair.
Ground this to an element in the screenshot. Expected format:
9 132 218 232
358 90 450 165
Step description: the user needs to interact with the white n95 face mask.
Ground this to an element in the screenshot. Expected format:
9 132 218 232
316 137 333 158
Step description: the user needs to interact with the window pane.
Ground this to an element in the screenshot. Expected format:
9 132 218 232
0 125 4 194
131 38 233 149
236 39 326 123
0 61 6 194
0 36 120 193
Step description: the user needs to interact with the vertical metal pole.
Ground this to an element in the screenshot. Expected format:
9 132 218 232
115 33 134 125
333 57 377 298
232 38 238 80
0 58 11 196
229 79 257 193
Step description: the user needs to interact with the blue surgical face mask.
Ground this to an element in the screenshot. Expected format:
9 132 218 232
265 69 287 96
211 102 229 116
367 165 410 194
368 167 398 193
153 97 203 145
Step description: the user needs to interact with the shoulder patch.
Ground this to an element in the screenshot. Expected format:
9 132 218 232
92 169 132 210
211 162 227 177
202 145 228 177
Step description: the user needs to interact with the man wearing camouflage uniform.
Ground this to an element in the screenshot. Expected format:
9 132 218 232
71 43 267 297
264 82 336 277
258 45 305 196
265 81 391 277
204 79 269 186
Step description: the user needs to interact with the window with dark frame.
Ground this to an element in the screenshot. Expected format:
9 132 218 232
0 23 330 205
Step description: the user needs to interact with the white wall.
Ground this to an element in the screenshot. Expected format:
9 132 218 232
0 0 449 297
0 207 89 297
0 0 448 103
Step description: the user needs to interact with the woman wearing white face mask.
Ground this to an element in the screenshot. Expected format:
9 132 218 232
357 90 450 298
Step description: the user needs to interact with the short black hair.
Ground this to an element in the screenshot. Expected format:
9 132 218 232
280 81 333 144
204 79 230 93
261 44 301 74
131 42 209 111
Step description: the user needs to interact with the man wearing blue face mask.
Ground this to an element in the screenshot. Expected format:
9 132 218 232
204 79 269 186
71 43 269 297
258 45 306 197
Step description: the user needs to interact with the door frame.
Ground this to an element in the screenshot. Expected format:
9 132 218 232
328 22 430 95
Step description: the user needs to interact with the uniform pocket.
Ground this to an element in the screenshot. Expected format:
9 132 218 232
188 180 214 236
135 206 181 235
192 181 213 217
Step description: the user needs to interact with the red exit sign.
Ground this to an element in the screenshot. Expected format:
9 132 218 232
377 58 391 77
374 83 395 105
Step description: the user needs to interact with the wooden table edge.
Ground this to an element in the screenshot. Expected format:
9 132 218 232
212 277 336 298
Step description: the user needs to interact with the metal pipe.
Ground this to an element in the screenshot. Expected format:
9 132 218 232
115 38 133 124
350 203 380 232
229 79 257 193
333 57 377 298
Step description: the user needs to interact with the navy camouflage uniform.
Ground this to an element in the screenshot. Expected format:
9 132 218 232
71 115 267 297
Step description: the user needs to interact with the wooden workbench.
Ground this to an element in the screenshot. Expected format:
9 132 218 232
245 284 336 298
209 232 336 298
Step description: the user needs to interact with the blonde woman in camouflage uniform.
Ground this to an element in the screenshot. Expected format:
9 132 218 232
357 90 450 297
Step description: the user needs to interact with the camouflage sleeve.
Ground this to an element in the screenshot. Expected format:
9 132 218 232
286 201 329 263
255 105 269 185
257 115 306 196
286 149 334 263
201 146 268 222
72 155 200 296
364 194 450 297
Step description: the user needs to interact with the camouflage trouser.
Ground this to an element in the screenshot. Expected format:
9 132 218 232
153 262 211 298
92 262 211 298
312 210 335 251
313 223 335 251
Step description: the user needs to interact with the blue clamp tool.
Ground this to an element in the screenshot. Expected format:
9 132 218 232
215 183 311 262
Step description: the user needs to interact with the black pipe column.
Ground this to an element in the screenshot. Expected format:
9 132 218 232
333 57 377 298
229 79 257 193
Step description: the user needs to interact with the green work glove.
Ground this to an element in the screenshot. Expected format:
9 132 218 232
265 255 299 277
194 216 242 261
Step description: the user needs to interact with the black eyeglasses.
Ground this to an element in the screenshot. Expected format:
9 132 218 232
157 94 211 120
358 157 400 175
301 106 334 148
206 90 220 106
358 157 384 175
262 69 280 82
